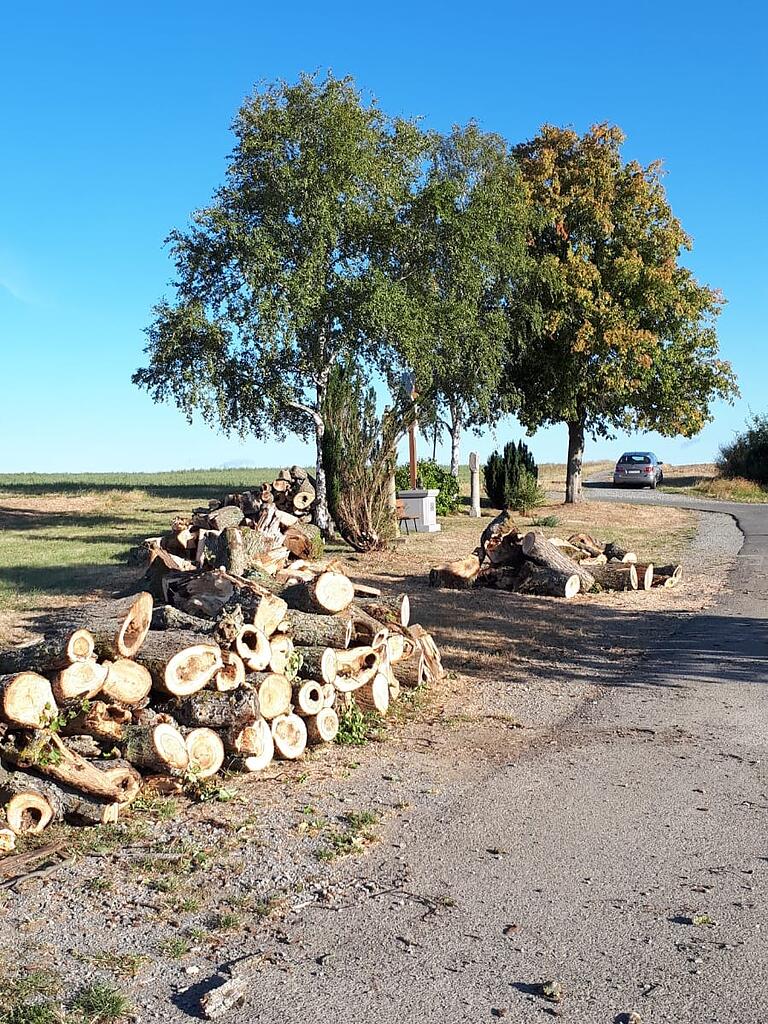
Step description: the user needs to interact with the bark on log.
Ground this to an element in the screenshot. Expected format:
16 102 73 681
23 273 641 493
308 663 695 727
51 659 108 703
101 659 153 705
282 523 324 561
91 760 142 804
0 766 119 829
206 505 245 531
429 555 481 589
354 595 410 629
151 605 213 633
291 680 324 716
478 509 516 561
67 593 153 659
522 532 596 591
60 700 131 742
295 646 337 685
514 562 581 599
0 673 57 728
354 672 390 715
651 564 683 588
168 689 259 730
133 631 223 695
185 728 225 778
234 626 271 671
485 532 524 568
279 609 352 650
122 723 189 772
394 650 425 689
589 563 639 591
281 572 354 615
603 542 637 563
303 707 339 745
271 713 307 759
244 673 292 720
340 606 388 647
0 628 94 675
1 732 126 801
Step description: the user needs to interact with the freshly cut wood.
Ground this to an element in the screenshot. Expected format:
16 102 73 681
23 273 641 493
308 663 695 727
567 533 603 557
207 505 244 531
394 650 424 690
0 627 94 675
292 680 324 716
271 713 307 759
352 582 382 598
651 564 683 588
213 650 245 692
135 632 223 696
280 609 352 649
269 634 294 675
407 625 444 683
589 563 638 591
1 732 125 801
295 646 337 685
282 523 324 561
522 532 596 592
245 672 292 720
0 673 57 728
355 594 410 629
60 701 131 742
514 562 581 599
271 477 290 494
334 647 380 690
321 682 336 708
234 625 271 671
388 674 401 701
223 717 274 771
186 728 225 778
355 672 390 715
282 572 354 615
70 592 153 659
603 542 637 563
633 563 655 591
169 689 259 729
304 707 339 745
385 632 405 664
123 723 189 773
341 606 388 647
485 531 524 568
429 554 481 589
51 659 108 702
0 768 118 829
479 508 516 560
101 659 153 705
292 480 316 512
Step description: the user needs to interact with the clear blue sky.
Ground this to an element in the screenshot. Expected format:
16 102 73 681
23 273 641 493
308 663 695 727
1 1 766 472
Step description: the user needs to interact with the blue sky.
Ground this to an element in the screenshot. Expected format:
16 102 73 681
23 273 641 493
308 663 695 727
1 1 766 472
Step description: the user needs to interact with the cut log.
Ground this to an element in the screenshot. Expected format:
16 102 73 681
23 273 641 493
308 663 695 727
292 680 324 716
633 563 655 591
279 609 352 649
603 542 637 563
354 672 390 715
514 562 581 599
269 634 294 676
522 532 596 591
321 682 336 708
589 563 639 591
394 650 425 690
224 717 274 771
168 689 260 729
68 592 153 659
271 713 307 759
0 767 118 829
151 605 212 632
341 606 388 647
245 673 292 720
1 732 125 801
123 723 189 773
213 650 245 692
282 572 355 615
0 828 16 853
567 533 603 557
134 631 224 695
334 647 380 690
186 728 225 778
51 659 108 703
485 531 524 568
0 627 94 675
407 625 444 683
429 554 481 589
355 594 410 629
282 523 324 561
60 700 132 742
479 509 516 560
91 760 142 803
101 659 153 705
651 564 683 588
304 707 339 745
0 673 57 728
385 632 405 664
234 625 271 671
207 505 244 531
295 646 337 685
292 480 316 512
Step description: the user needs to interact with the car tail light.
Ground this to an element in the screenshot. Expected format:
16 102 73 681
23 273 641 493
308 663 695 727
616 466 624 474
644 466 653 473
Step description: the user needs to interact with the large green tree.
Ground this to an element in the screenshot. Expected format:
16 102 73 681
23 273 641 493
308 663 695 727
508 123 738 502
133 73 425 533
398 123 528 476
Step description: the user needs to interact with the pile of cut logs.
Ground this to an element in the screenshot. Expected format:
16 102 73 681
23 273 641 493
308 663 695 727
430 511 683 599
0 570 442 849
136 465 323 593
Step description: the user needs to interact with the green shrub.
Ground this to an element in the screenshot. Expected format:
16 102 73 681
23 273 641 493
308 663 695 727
483 441 539 509
718 414 768 486
394 460 460 516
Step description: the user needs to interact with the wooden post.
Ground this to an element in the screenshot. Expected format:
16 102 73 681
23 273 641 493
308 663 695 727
469 451 481 518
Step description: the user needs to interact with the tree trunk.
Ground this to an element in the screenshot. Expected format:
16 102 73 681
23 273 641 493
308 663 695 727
565 419 585 504
0 627 94 675
513 562 581 599
522 531 595 591
167 689 260 729
303 707 339 745
278 609 352 649
449 403 462 478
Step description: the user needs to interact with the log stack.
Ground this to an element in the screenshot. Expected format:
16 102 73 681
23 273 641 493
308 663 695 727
0 572 442 842
429 514 683 599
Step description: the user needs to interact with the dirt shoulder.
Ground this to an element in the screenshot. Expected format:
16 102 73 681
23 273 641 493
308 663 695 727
0 502 742 1019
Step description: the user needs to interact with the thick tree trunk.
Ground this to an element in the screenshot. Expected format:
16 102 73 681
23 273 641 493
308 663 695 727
448 404 462 478
565 419 585 504
522 531 596 591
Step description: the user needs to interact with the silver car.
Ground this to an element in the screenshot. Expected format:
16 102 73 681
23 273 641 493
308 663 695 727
613 451 664 488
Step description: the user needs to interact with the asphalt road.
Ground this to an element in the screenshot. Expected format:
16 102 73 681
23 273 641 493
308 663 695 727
243 484 768 1024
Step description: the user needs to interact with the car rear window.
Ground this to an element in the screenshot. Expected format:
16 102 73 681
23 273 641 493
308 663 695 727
619 454 651 465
